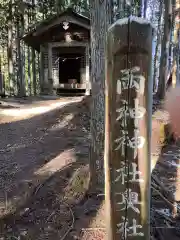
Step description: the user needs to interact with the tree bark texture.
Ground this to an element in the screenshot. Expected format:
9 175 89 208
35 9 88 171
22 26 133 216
89 0 113 189
8 0 13 95
157 0 172 99
153 0 163 92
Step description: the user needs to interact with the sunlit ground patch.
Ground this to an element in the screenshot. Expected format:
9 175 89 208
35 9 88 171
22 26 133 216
34 149 76 177
49 113 75 131
0 98 82 123
0 101 69 117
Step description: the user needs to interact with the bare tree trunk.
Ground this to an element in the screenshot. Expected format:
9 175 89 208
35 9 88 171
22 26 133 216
37 53 41 93
143 0 148 18
27 9 31 96
177 28 180 84
157 0 172 99
21 13 26 96
171 0 180 87
89 0 113 190
2 46 6 95
16 18 23 96
8 0 13 96
153 0 163 92
31 0 37 95
0 50 2 95
16 1 26 97
0 49 5 97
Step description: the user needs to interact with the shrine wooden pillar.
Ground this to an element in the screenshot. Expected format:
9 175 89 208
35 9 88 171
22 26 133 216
48 43 53 94
104 17 154 239
39 44 44 94
85 44 90 95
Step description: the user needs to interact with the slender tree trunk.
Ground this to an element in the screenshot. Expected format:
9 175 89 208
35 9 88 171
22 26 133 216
8 0 13 96
16 0 26 97
37 53 41 93
177 29 180 84
172 0 180 87
2 46 6 95
157 0 172 99
21 13 26 96
0 48 5 97
0 50 2 95
17 18 23 96
143 0 148 18
27 9 31 95
89 0 113 190
153 0 163 92
32 0 37 95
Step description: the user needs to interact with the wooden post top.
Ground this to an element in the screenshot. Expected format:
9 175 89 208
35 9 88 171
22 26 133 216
107 17 154 56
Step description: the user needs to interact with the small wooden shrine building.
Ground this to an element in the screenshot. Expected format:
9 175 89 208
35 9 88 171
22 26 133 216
23 8 90 95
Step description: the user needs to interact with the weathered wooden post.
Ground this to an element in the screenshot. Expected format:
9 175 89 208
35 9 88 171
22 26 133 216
48 43 53 94
104 17 153 239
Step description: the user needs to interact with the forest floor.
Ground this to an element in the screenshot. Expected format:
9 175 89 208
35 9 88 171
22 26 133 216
0 95 180 239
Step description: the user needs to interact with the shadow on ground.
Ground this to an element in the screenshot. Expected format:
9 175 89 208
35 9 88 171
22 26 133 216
151 134 180 240
0 96 104 239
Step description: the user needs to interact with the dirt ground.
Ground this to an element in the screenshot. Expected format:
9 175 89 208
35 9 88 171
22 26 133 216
0 96 105 239
0 96 180 239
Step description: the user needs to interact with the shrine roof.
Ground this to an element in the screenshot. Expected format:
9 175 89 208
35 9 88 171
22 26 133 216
22 8 90 51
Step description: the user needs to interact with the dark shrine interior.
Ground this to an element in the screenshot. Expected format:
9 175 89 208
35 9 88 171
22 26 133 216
58 53 83 84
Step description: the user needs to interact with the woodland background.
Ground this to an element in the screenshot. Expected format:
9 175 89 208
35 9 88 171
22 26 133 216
0 1 179 238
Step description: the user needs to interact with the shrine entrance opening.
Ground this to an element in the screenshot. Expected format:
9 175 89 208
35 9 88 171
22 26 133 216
58 53 82 84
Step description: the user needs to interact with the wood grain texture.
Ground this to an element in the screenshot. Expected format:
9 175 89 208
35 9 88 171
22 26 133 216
104 17 153 240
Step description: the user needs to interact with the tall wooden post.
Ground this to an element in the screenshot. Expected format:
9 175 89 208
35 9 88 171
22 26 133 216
104 17 153 239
